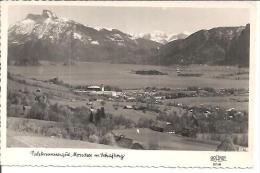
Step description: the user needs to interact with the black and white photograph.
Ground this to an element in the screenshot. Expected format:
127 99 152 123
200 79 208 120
1 0 259 169
4 3 252 152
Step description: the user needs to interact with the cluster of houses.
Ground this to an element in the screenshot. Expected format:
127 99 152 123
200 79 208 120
173 102 246 121
73 85 166 105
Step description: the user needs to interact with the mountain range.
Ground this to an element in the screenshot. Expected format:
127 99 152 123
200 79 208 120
8 10 250 67
8 10 160 65
131 31 190 44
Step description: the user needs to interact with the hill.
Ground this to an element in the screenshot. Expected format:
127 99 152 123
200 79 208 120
158 24 250 66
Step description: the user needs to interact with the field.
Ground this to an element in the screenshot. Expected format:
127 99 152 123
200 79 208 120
113 128 219 150
166 95 248 111
8 130 119 148
8 62 249 89
7 62 249 150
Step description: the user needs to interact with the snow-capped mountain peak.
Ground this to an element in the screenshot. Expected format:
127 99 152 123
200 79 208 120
131 31 190 44
8 10 161 65
9 10 71 37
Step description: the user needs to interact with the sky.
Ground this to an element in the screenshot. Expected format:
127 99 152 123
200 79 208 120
8 5 250 35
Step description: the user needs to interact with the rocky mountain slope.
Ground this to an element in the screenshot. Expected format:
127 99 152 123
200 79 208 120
8 10 161 65
158 24 250 66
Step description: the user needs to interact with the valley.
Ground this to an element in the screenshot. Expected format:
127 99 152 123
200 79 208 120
7 62 249 150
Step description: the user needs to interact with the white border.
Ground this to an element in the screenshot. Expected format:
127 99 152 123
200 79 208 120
0 1 258 168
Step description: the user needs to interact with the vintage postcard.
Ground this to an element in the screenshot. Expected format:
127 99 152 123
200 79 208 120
0 1 258 168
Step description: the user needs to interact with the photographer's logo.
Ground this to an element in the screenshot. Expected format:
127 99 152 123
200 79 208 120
210 155 227 166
